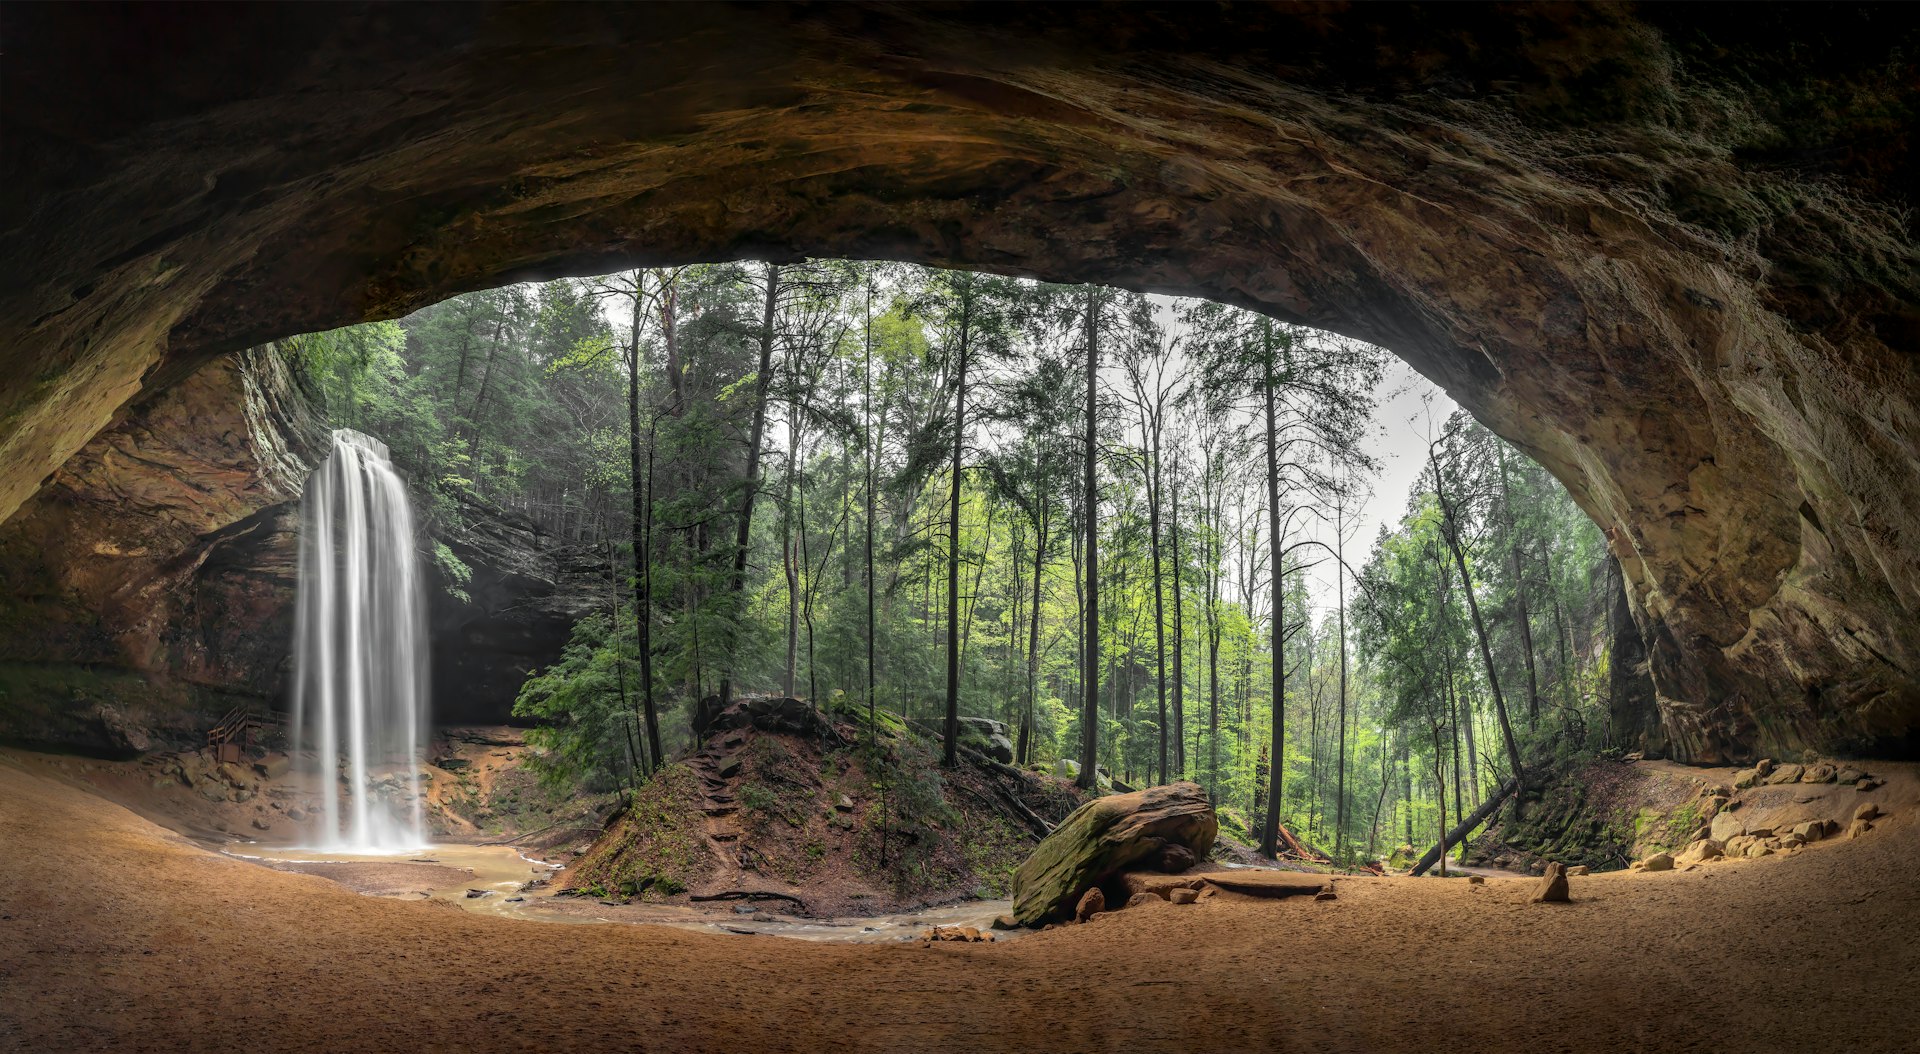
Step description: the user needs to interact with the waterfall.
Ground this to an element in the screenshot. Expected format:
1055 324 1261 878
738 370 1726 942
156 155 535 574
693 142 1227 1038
291 428 429 852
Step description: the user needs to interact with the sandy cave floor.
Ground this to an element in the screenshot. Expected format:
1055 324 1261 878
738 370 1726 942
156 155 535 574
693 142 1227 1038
3 759 1919 1053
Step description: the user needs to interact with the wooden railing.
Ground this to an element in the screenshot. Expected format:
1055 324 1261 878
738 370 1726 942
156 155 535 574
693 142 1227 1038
206 704 261 764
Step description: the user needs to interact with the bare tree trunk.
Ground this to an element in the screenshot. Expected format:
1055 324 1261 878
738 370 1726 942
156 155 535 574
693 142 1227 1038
1334 495 1349 863
1147 425 1167 786
1258 331 1286 858
1367 730 1392 858
944 292 972 768
717 262 781 706
862 274 878 741
1429 721 1449 878
1431 442 1526 795
1078 288 1100 790
625 283 662 769
783 417 800 698
1022 503 1046 766
1170 466 1185 781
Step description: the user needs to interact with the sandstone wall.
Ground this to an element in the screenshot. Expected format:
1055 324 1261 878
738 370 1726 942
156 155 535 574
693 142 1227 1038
1 5 1914 758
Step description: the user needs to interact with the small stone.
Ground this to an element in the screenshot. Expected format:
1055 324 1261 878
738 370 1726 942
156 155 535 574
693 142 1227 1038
1125 892 1160 909
1709 811 1745 842
960 926 982 942
1847 818 1874 840
752 912 775 922
1566 865 1591 876
286 807 307 822
1074 887 1106 922
1314 887 1337 902
1854 802 1881 823
834 794 854 811
1733 768 1761 790
990 915 1019 930
1168 888 1199 905
1755 759 1775 777
250 818 271 831
1531 862 1570 903
465 889 490 899
1467 875 1485 885
1789 821 1825 842
1802 763 1836 784
1833 766 1866 785
505 896 524 903
1857 778 1882 791
1639 852 1675 872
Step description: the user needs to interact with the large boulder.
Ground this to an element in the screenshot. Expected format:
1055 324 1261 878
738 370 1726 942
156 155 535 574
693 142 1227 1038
1009 781 1218 926
692 695 819 740
957 717 1015 764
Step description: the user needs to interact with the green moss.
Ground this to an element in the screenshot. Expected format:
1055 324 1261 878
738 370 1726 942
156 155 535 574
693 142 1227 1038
564 763 711 902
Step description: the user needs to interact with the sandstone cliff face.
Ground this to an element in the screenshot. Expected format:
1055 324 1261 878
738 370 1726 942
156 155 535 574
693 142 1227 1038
0 348 323 746
0 347 604 747
427 495 612 725
0 5 1915 758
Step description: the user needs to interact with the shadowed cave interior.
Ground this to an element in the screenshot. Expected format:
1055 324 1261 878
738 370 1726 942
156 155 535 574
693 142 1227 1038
1 4 1917 1052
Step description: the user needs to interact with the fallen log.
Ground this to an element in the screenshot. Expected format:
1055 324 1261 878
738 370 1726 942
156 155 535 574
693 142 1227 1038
960 745 1056 837
1410 776 1520 877
1275 822 1332 864
689 890 808 911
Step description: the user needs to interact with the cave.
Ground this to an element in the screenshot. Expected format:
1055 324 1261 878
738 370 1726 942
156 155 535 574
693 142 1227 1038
2 5 1917 1051
5 3 1915 761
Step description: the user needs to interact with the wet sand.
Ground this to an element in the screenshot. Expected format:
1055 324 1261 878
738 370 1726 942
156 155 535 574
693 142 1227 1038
3 758 1917 1052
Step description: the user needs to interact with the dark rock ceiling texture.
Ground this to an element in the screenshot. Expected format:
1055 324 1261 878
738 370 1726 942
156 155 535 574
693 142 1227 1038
1 3 1915 761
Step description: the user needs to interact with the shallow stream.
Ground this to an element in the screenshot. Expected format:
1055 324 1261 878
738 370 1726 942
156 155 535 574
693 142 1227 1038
226 841 1019 942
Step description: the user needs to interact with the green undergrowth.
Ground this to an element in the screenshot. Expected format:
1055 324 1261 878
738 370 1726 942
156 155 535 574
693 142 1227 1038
563 762 709 901
1469 755 1709 872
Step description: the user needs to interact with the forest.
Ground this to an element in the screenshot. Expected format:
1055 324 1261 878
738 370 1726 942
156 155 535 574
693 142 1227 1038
289 261 1615 866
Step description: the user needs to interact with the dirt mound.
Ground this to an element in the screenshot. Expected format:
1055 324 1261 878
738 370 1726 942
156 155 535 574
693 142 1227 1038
564 699 1084 916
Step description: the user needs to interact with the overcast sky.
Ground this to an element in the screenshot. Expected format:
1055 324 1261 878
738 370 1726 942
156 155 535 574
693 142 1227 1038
1291 357 1457 622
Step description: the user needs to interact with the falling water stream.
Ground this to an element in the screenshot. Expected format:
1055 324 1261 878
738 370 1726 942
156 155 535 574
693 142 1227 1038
291 428 428 852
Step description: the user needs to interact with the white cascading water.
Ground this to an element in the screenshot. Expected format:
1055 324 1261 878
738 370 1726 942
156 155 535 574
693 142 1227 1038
291 428 428 852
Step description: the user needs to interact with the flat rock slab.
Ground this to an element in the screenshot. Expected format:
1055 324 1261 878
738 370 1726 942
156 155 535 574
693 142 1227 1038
1198 871 1329 899
1118 871 1210 899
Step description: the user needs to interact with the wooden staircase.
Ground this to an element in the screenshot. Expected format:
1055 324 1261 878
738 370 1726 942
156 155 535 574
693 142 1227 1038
205 704 262 765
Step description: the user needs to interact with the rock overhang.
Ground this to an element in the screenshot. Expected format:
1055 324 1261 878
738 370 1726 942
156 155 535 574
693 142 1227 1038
0 2 1915 759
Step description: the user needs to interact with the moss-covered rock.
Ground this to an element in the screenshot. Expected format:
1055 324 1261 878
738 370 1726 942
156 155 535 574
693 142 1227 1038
1010 781 1218 925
